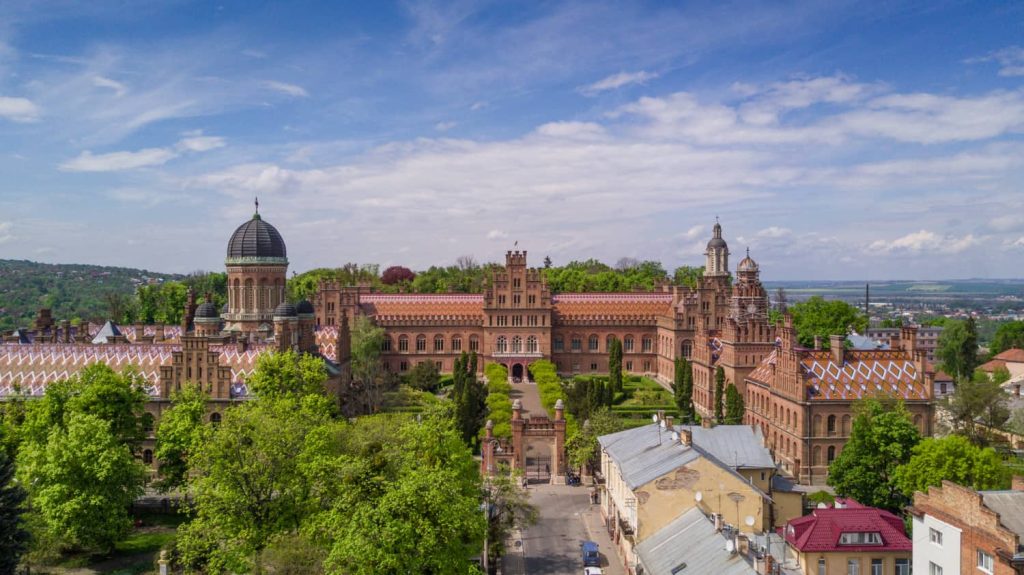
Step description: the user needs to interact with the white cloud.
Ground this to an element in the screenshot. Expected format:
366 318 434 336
262 80 309 98
0 221 12 244
579 71 658 96
61 133 225 171
435 121 456 132
991 214 1024 232
867 230 981 255
966 46 1024 77
757 226 792 238
1009 237 1024 249
60 148 177 172
470 101 487 111
0 96 40 122
487 229 508 240
681 225 704 240
176 135 226 152
93 75 126 97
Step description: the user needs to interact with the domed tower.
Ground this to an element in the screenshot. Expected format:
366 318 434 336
730 248 768 321
224 201 289 336
704 219 730 277
193 297 222 337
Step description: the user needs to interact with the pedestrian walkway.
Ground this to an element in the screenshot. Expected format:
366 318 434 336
510 380 546 418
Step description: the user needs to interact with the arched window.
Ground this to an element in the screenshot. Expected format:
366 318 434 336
382 336 392 352
841 414 851 435
813 414 822 437
606 335 616 352
554 336 564 352
232 278 240 311
813 446 822 466
511 336 522 353
571 335 582 352
416 335 426 352
452 336 462 351
681 340 692 358
469 336 479 352
624 336 635 353
259 278 268 310
527 336 538 353
211 412 222 425
827 415 837 435
143 449 153 464
827 446 836 463
642 337 652 353
589 335 599 351
399 335 409 352
496 336 507 353
244 278 254 311
434 335 444 352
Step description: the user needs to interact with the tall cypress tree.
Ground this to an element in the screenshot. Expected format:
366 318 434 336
724 383 745 424
674 357 694 423
608 338 623 396
0 450 30 575
714 366 726 424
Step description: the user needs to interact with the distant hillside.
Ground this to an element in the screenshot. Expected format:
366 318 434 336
0 259 184 331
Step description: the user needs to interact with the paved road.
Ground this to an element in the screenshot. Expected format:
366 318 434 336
510 380 546 418
505 484 626 575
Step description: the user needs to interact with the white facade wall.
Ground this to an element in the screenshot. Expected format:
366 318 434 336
913 513 961 575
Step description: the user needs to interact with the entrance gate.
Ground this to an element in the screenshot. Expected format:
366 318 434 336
510 398 567 484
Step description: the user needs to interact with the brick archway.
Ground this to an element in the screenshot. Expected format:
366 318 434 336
509 398 567 484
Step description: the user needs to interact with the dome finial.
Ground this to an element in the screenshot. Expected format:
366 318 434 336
746 246 750 257
254 196 259 215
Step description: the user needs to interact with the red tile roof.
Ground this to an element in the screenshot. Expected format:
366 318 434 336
993 348 1024 363
785 504 911 553
979 359 1007 373
359 294 484 321
552 293 672 319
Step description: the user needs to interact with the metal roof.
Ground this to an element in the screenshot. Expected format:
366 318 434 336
226 214 287 260
635 507 756 575
682 425 776 470
981 491 1024 540
91 320 123 344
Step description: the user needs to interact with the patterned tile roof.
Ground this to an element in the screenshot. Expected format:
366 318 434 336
785 503 911 553
746 348 929 401
359 294 484 320
0 343 271 398
552 293 672 319
315 327 338 361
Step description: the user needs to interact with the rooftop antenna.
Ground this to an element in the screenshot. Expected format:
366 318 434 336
255 196 260 215
864 283 870 327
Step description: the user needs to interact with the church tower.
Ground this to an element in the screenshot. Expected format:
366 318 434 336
704 219 730 277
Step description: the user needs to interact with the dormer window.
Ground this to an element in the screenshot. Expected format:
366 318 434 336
839 532 882 545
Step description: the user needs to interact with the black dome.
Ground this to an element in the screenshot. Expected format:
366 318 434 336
706 237 728 249
226 214 287 261
273 302 297 318
296 300 314 315
195 302 220 319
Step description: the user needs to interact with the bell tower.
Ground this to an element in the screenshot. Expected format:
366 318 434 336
704 218 730 277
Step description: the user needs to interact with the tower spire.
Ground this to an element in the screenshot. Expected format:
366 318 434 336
255 196 259 215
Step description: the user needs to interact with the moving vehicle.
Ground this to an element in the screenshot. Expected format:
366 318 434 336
581 540 601 567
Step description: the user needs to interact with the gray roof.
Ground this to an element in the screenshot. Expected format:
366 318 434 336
91 320 123 344
226 214 287 260
682 425 776 470
635 507 756 575
981 490 1024 540
847 334 888 351
598 423 775 491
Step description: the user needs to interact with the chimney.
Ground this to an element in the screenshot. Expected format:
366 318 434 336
701 417 713 429
155 324 165 342
714 513 723 532
889 332 900 350
236 339 248 353
485 419 494 440
813 336 822 350
61 320 71 344
666 415 674 430
830 335 845 364
512 399 523 421
900 326 918 356
554 399 565 421
1012 476 1024 492
680 428 692 446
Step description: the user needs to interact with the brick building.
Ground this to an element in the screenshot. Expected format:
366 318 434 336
911 478 1024 575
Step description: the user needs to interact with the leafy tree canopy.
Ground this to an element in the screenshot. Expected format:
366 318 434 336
154 385 208 492
0 450 30 575
789 296 867 348
894 435 1010 497
936 318 980 380
247 349 330 402
990 320 1024 357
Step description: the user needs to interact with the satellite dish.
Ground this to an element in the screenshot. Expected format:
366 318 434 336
660 420 666 429
745 516 756 527
670 432 679 442
695 491 703 502
652 414 659 423
725 540 736 553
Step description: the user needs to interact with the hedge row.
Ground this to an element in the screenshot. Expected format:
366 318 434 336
484 363 512 440
529 360 564 415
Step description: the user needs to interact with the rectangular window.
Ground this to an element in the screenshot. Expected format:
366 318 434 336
642 338 652 352
928 562 942 575
436 361 442 370
452 338 462 351
818 558 826 575
625 360 633 371
895 559 909 575
529 295 536 305
554 338 564 352
416 338 426 352
399 338 409 352
513 294 520 306
512 316 522 326
978 550 994 573
591 363 598 371
528 315 538 326
400 361 408 372
930 528 943 546
643 361 651 371
434 338 444 352
513 278 520 288
469 338 479 352
870 559 882 575
847 559 859 575
571 337 582 351
572 362 580 373
498 295 506 305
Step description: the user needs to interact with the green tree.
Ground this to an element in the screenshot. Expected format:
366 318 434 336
17 412 146 553
66 363 150 452
673 265 704 289
936 318 980 379
349 315 387 414
674 358 694 423
247 349 330 400
0 384 29 461
826 399 921 512
407 360 441 392
894 435 1011 497
991 365 1012 385
566 409 628 472
608 337 623 395
713 367 725 423
724 383 744 425
154 386 208 492
0 450 30 575
483 467 538 570
990 320 1024 356
944 371 1011 443
789 296 867 348
454 352 486 447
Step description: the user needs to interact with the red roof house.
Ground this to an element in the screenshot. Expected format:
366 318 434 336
784 500 912 574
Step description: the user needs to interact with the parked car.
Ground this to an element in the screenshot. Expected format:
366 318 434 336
581 540 601 567
583 567 604 575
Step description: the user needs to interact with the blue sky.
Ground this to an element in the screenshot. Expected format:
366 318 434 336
0 1 1022 280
